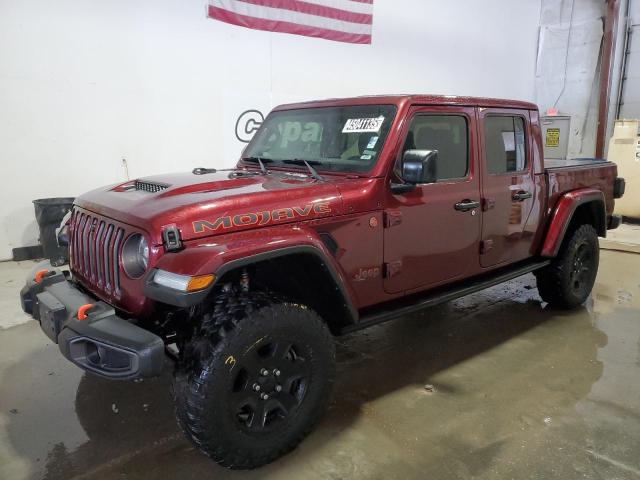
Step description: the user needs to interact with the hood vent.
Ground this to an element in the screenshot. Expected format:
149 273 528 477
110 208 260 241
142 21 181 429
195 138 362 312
134 180 170 193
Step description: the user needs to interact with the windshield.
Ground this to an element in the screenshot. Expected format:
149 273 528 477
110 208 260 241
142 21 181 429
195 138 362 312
242 105 397 173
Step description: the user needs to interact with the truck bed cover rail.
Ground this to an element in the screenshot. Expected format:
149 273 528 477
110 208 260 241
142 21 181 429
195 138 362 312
545 158 610 169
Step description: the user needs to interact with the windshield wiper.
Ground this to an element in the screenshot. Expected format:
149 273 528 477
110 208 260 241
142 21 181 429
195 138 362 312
242 156 272 175
282 159 325 182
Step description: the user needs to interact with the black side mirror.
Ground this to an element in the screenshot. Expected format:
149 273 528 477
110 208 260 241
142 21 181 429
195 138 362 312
391 150 439 194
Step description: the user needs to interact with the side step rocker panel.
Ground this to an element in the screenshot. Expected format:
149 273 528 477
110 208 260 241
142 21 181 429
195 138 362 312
341 259 551 335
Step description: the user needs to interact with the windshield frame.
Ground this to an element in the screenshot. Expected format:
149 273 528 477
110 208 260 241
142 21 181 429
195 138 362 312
239 104 399 176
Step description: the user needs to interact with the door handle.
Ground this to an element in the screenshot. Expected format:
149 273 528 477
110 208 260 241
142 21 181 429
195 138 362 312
512 191 532 202
454 199 481 212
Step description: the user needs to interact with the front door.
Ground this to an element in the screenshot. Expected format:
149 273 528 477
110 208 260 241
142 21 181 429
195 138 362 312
383 106 481 294
479 109 537 267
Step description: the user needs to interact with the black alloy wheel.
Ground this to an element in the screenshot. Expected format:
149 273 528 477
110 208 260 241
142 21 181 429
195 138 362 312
231 339 311 433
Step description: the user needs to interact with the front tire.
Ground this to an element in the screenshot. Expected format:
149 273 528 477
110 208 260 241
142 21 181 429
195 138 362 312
174 294 335 469
535 224 599 309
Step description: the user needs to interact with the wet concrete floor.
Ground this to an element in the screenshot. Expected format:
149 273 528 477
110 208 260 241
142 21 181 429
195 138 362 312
1 249 639 479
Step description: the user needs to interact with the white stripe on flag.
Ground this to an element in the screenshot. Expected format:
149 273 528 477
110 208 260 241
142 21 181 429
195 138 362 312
300 0 373 15
210 0 372 35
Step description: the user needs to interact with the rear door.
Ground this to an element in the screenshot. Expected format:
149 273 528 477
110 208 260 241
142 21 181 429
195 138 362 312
383 106 481 294
479 109 537 267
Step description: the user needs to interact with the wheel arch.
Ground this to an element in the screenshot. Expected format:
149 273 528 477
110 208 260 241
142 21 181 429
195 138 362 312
148 225 360 331
214 247 358 333
541 188 606 258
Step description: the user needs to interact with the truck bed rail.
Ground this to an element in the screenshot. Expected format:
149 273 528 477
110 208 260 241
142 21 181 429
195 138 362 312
545 158 610 169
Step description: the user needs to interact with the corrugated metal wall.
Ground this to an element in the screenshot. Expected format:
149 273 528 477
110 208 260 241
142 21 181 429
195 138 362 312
618 0 640 119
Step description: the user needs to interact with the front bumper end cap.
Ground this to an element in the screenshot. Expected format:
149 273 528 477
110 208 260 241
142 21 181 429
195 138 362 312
58 319 165 379
20 262 165 380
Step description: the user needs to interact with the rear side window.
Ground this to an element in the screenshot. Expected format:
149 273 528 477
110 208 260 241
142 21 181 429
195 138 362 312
484 116 527 174
402 115 468 180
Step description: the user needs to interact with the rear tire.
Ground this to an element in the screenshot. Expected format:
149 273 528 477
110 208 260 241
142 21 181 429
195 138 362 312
535 224 599 309
174 293 335 469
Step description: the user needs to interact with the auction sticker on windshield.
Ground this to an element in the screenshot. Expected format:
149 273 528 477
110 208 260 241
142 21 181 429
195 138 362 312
342 116 385 133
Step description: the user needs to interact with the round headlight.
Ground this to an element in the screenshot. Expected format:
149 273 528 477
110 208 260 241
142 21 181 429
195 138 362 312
121 234 149 279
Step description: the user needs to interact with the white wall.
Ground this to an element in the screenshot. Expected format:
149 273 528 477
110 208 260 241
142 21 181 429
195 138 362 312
0 0 541 260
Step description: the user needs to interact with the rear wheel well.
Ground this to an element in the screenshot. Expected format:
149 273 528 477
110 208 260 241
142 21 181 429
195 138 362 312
567 200 606 238
215 253 354 334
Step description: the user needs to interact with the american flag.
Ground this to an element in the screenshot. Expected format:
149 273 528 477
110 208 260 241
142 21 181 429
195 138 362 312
207 0 374 44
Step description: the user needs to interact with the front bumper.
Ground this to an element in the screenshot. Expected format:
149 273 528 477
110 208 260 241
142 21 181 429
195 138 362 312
20 262 165 380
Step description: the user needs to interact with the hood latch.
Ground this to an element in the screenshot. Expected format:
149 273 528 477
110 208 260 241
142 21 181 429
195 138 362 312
162 224 183 252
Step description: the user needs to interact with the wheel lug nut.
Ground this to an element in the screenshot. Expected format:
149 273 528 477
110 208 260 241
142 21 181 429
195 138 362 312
275 385 282 392
260 393 269 400
260 368 269 376
273 369 281 377
253 383 261 392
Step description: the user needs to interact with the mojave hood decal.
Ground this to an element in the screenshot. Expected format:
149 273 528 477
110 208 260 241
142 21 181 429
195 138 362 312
193 202 332 233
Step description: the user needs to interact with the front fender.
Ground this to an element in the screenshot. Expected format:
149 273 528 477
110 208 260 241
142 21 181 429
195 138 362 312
540 188 606 257
147 224 359 320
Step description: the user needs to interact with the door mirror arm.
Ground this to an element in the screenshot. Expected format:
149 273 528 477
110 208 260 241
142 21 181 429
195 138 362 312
390 182 417 194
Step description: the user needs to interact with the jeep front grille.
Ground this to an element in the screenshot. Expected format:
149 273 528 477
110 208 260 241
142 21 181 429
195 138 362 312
70 210 125 295
134 180 169 193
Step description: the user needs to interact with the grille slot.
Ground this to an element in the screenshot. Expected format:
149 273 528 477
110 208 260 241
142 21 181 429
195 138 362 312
71 210 124 296
112 228 124 293
102 224 114 289
134 180 169 193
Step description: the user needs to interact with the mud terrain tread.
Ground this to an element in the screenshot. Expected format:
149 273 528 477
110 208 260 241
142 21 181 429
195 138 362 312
174 292 334 469
535 224 599 309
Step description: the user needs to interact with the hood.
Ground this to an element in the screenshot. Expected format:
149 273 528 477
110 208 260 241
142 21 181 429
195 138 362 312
74 170 344 245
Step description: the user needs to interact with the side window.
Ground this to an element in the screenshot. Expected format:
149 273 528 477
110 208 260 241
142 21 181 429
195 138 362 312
484 116 527 174
402 115 468 180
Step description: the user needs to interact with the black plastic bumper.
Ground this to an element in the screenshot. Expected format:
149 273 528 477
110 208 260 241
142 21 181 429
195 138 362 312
608 214 622 230
614 177 625 199
20 262 165 380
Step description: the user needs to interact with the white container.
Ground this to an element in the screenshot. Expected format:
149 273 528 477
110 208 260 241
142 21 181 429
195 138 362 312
607 120 640 219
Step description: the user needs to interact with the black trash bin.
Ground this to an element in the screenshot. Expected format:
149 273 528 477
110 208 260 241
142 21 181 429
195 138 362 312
33 197 75 266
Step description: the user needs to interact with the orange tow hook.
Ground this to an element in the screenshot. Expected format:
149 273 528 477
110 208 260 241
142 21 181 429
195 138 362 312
34 269 50 283
77 304 94 321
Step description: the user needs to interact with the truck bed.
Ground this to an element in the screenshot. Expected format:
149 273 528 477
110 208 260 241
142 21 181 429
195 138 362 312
544 157 617 220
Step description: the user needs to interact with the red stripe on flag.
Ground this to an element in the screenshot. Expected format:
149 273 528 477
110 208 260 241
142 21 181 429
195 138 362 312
236 0 372 25
208 5 372 44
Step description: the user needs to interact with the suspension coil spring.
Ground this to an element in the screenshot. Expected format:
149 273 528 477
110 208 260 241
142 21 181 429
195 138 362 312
240 269 250 292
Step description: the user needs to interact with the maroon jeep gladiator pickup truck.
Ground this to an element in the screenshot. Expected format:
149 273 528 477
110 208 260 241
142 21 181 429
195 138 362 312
21 95 625 469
